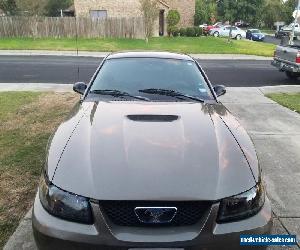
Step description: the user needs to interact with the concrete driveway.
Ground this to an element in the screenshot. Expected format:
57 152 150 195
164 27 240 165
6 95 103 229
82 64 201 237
221 85 300 249
3 84 300 250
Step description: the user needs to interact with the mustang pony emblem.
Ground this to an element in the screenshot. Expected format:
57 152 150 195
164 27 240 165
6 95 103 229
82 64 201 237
134 207 177 224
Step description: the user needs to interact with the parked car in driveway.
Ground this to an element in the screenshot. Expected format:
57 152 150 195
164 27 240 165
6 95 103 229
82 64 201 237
209 26 222 37
32 51 272 250
272 44 300 80
275 23 300 39
203 22 223 35
246 29 265 41
210 26 246 40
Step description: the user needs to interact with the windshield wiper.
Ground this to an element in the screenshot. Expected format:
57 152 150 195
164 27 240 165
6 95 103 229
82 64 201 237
139 88 205 103
90 89 150 101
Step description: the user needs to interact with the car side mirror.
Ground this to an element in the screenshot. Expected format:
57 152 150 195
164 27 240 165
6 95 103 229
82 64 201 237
73 82 87 95
213 85 226 97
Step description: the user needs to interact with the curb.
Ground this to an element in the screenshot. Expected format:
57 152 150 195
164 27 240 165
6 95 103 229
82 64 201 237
259 85 300 94
1 83 299 93
0 50 273 61
0 83 73 92
3 209 35 250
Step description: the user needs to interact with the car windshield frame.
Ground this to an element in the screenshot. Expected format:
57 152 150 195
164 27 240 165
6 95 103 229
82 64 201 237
85 57 217 102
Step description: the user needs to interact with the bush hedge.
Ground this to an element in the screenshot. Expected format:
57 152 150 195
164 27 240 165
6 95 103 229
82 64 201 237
172 27 203 37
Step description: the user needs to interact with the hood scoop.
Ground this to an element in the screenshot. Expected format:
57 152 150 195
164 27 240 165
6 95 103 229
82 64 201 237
126 115 180 122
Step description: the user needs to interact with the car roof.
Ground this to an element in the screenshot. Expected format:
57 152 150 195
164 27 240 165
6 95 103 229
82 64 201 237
106 51 194 61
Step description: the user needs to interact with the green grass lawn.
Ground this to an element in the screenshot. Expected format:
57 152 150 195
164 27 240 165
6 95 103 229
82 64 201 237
0 37 276 57
0 92 78 248
266 92 300 113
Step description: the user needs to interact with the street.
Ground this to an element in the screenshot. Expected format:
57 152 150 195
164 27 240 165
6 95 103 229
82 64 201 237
0 55 299 87
263 34 300 46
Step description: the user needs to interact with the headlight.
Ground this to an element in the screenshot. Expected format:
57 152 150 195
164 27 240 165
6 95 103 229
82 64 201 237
217 183 265 223
39 173 93 224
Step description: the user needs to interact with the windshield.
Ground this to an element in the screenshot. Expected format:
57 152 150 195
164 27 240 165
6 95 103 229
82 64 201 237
251 29 260 33
90 58 213 101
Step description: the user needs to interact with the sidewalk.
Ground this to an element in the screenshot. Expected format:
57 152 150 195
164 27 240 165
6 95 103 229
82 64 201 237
3 84 300 250
0 50 273 60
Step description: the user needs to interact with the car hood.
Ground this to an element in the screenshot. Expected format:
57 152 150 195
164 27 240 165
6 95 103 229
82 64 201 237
49 101 256 201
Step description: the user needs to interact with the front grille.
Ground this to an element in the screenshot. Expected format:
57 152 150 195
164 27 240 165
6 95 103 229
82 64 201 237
100 201 211 227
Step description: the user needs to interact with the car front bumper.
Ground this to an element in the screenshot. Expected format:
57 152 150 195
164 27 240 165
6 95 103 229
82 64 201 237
272 58 300 73
32 193 272 250
252 37 264 41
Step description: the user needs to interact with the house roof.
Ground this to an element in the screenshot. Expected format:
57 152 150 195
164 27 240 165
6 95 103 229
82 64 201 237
157 0 170 8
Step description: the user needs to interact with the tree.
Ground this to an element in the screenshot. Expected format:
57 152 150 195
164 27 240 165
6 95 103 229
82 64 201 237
44 0 72 17
15 0 47 15
235 0 264 26
139 0 159 42
262 0 283 28
0 0 17 15
283 0 297 25
262 0 298 28
217 0 237 23
194 0 217 25
217 0 238 41
217 0 264 26
167 9 180 36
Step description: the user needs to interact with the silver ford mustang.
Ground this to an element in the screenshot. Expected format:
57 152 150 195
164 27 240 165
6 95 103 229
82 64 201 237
32 52 272 250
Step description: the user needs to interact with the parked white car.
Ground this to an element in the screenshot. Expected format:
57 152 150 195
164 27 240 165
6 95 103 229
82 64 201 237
209 26 223 36
210 26 246 40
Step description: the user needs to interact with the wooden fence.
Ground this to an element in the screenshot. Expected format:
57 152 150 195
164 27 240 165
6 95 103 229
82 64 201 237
0 16 145 39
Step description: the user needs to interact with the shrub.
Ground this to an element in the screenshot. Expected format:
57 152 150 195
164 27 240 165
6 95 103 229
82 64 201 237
182 27 203 37
167 10 181 27
167 26 179 37
194 27 203 37
172 27 180 37
177 27 204 37
179 27 186 36
186 27 196 37
167 9 181 36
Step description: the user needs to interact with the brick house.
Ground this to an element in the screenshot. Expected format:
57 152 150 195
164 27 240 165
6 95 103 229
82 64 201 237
74 0 195 36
